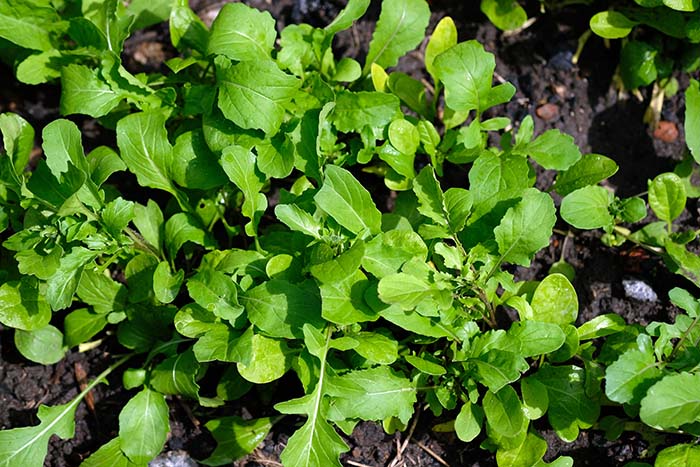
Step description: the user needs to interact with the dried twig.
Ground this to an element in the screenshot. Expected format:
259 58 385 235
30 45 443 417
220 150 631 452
388 411 420 467
416 441 450 467
346 460 375 467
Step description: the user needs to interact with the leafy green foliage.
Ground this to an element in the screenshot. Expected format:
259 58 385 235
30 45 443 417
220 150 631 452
1 1 699 466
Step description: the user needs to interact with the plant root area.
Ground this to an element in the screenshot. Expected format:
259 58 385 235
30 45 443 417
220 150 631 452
1 0 698 466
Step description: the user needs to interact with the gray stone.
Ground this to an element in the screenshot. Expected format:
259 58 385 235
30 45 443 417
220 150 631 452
149 451 198 467
622 279 658 302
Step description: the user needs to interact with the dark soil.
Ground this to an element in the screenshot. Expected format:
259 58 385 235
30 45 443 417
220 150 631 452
2 0 699 466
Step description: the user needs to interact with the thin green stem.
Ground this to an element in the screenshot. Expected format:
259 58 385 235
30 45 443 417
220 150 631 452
669 315 700 361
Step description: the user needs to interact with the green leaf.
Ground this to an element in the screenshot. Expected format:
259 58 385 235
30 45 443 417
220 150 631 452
193 325 253 363
605 343 662 405
15 325 65 365
207 3 276 61
405 355 445 375
508 321 566 357
325 0 371 36
88 146 126 187
474 349 529 393
188 270 243 323
60 65 122 118
153 262 184 304
520 129 581 171
244 279 323 338
164 212 216 260
433 41 515 114
0 278 51 331
42 119 89 178
468 151 532 221
378 272 439 310
133 201 163 255
662 0 699 11
310 241 365 283
274 204 322 239
577 314 627 340
413 166 448 227
150 349 200 400
640 372 700 429
64 308 108 347
455 401 483 442
533 365 600 442
103 197 135 238
687 80 700 163
0 112 33 186
80 437 140 467
172 130 228 190
0 0 60 51
362 230 428 278
256 135 295 179
320 269 377 324
331 91 400 133
494 189 555 267
620 41 658 89
328 367 416 423
47 247 97 311
221 145 267 237
170 0 209 54
352 332 399 364
116 111 178 196
425 17 457 83
314 165 382 237
655 444 700 467
202 416 276 466
118 388 170 465
481 0 528 31
216 58 300 135
560 185 613 229
276 327 348 466
590 11 637 39
521 377 548 420
0 399 79 467
483 385 525 438
648 172 686 224
389 119 420 155
529 274 578 325
237 333 292 384
26 161 86 210
363 0 431 73
497 432 547 467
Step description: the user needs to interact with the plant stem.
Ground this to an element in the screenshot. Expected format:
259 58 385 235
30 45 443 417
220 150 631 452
669 315 700 361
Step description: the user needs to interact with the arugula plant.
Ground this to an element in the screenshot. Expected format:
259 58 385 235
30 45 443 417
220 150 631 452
559 80 700 285
0 0 696 466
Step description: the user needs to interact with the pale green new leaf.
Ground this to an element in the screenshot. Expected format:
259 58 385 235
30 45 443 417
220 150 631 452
363 0 431 73
208 3 276 61
188 270 243 323
655 444 700 467
589 11 637 39
118 388 170 465
0 400 78 467
520 129 581 171
425 17 457 82
216 59 300 135
455 401 483 442
327 367 416 423
237 333 292 384
529 274 578 325
314 165 381 237
275 204 323 239
640 372 700 429
494 189 556 267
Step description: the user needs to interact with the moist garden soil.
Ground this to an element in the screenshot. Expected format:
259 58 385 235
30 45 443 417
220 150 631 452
1 0 699 466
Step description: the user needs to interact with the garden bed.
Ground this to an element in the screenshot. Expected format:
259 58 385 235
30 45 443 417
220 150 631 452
1 0 699 466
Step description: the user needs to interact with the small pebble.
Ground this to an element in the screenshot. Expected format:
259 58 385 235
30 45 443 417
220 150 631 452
536 103 559 121
622 279 658 302
653 121 678 143
149 451 198 467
